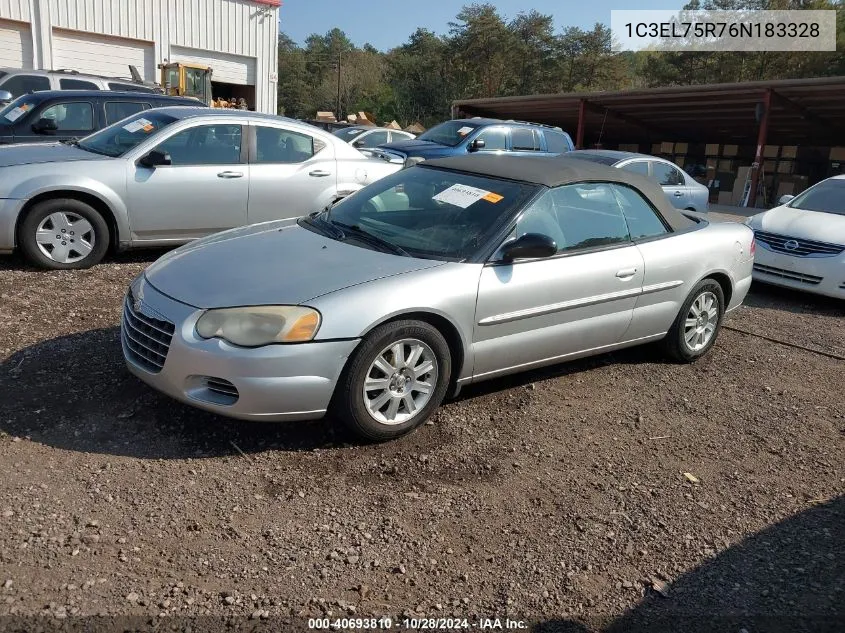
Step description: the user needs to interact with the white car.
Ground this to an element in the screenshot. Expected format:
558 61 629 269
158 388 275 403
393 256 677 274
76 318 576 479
746 175 845 299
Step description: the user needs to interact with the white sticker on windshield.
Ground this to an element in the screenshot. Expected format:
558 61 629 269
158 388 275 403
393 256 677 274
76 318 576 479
123 118 154 133
457 126 474 136
4 106 28 122
433 184 493 209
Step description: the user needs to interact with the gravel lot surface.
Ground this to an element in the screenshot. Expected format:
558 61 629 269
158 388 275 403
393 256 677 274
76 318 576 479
0 243 842 633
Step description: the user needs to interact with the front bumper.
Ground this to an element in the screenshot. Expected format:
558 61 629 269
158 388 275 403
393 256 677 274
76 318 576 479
752 246 845 299
0 198 25 254
121 276 360 421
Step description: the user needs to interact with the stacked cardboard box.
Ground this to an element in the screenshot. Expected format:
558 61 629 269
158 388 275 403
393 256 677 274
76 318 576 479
829 147 845 161
705 144 720 156
781 146 798 159
618 143 639 152
763 145 780 158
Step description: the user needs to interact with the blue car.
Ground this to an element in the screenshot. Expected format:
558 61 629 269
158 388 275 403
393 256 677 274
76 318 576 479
377 118 574 165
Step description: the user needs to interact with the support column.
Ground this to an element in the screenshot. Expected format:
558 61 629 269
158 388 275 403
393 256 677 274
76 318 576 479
576 99 586 149
748 89 772 208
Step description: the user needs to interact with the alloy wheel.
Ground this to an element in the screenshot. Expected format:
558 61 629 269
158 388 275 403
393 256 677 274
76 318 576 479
362 338 438 425
684 291 719 352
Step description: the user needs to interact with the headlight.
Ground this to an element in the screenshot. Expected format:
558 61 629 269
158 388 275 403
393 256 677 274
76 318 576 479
196 306 321 347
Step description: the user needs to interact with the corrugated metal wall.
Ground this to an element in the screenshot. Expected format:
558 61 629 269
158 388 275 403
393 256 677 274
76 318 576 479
0 0 30 23
0 0 279 113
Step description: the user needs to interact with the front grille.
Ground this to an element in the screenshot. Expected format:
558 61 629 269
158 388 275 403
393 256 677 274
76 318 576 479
754 230 844 258
205 377 239 400
121 293 175 373
753 263 823 285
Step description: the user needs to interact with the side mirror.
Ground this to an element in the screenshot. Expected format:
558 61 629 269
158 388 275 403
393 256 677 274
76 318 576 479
0 90 13 105
469 138 486 152
778 194 795 205
500 233 558 262
352 138 366 148
138 149 172 168
33 118 58 133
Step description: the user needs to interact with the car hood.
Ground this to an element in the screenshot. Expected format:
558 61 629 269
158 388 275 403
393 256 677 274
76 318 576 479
0 142 107 167
144 220 446 309
753 204 845 243
378 139 458 158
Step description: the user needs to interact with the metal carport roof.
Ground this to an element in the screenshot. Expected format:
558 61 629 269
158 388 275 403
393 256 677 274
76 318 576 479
452 76 845 148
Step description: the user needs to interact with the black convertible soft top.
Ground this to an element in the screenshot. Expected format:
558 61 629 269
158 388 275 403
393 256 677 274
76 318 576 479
424 154 697 233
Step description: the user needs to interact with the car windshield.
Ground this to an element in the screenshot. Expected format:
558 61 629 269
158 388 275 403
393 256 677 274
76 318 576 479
306 165 540 261
0 95 40 124
333 127 365 140
788 178 845 216
417 121 481 147
76 110 180 157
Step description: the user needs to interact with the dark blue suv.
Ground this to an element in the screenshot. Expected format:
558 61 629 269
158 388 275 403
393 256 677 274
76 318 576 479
377 118 574 165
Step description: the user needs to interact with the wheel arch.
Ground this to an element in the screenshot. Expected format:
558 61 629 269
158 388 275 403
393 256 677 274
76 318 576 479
700 271 733 309
15 189 122 253
359 310 468 397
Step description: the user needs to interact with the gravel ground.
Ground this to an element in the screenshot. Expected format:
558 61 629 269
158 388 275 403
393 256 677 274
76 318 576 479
0 245 843 633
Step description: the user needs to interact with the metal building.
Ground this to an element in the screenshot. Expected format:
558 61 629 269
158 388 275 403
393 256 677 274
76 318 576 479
0 0 280 113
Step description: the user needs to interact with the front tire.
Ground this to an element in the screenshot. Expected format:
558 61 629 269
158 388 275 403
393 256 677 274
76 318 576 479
19 198 109 270
332 320 451 442
663 279 725 362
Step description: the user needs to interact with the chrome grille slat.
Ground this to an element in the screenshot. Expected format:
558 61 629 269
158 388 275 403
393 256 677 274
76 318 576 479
122 293 174 374
123 303 174 341
753 263 823 285
754 230 844 257
122 322 168 361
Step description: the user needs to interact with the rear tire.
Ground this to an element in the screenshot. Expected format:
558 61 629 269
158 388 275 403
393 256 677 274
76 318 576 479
332 320 451 442
662 279 725 363
19 198 109 270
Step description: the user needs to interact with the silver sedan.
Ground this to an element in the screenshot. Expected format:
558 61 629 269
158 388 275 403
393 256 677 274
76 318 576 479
122 154 754 441
0 108 401 269
568 150 710 212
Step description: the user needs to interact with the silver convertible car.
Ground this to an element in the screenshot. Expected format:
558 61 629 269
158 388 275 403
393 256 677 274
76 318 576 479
122 155 755 441
0 108 401 269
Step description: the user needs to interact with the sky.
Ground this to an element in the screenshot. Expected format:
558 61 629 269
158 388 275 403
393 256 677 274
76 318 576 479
279 0 687 51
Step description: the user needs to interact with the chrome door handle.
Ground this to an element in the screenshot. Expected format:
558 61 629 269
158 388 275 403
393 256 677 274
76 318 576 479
673 191 683 197
217 171 244 179
616 268 637 279
309 170 331 177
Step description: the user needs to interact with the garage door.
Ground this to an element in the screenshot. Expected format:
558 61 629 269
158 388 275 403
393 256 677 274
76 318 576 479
170 46 256 85
0 20 33 69
52 30 154 81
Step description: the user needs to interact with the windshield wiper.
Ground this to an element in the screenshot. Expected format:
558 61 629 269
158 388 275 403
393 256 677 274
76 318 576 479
301 213 345 239
331 221 410 257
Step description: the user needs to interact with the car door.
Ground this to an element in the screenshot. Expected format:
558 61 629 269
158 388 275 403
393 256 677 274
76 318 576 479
618 159 650 179
471 126 509 153
613 184 699 339
650 160 689 209
104 100 152 126
126 121 248 242
19 100 96 143
472 182 645 380
247 123 338 224
509 127 543 155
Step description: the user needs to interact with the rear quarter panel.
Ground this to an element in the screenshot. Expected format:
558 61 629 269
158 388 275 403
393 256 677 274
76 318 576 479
624 221 754 340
